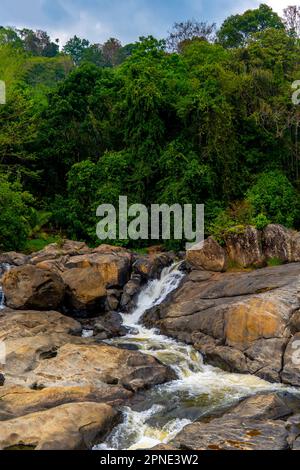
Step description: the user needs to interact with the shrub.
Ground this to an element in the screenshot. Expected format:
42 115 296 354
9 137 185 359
246 171 299 228
0 177 33 251
252 213 270 231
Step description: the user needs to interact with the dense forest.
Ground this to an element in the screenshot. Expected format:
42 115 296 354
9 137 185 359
1 3 300 252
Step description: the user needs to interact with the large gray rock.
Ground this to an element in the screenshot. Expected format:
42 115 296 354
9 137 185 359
282 333 300 387
224 226 265 268
26 342 176 393
64 251 132 288
186 237 227 272
168 393 298 450
262 224 293 263
171 417 289 450
0 308 173 413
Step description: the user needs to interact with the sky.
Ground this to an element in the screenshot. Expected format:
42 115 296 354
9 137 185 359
0 0 294 45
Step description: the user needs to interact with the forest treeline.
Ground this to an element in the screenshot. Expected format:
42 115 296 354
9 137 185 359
1 3 300 251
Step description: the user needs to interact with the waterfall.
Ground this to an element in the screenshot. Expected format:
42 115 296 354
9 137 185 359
121 262 185 328
94 263 291 451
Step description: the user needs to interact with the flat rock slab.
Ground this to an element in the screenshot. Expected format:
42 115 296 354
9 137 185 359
26 342 175 392
171 417 289 450
0 402 117 450
0 385 131 420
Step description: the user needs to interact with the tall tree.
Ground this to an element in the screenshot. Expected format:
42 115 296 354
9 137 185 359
167 20 216 52
102 38 122 66
283 5 300 38
18 29 59 57
217 4 284 48
63 35 90 65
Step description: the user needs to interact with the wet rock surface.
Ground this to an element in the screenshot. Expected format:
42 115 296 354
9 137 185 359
169 392 300 450
143 263 300 386
2 240 300 450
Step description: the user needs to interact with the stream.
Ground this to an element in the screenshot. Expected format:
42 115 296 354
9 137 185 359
94 264 292 451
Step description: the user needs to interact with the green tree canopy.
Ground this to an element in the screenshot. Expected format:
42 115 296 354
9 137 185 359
217 4 284 48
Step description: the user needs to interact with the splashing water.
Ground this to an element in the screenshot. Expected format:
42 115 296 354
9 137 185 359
95 263 295 451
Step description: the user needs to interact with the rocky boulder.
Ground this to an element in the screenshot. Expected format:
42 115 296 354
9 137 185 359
169 393 297 450
171 417 288 450
64 252 132 288
262 225 293 263
281 333 300 387
2 266 65 310
29 240 90 265
0 308 173 404
0 385 130 420
120 274 142 312
132 253 174 280
27 342 175 393
224 226 265 268
0 402 117 450
62 267 107 312
186 237 227 272
290 232 300 263
0 309 81 342
93 311 127 339
0 252 28 266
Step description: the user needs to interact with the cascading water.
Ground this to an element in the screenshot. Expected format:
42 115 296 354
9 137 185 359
0 263 10 310
95 263 293 451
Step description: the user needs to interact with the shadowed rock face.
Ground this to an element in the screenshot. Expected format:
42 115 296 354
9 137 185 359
2 266 65 310
0 242 173 316
162 392 300 451
143 263 300 385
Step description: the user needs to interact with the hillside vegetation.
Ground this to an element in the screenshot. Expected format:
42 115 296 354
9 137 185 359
1 4 300 251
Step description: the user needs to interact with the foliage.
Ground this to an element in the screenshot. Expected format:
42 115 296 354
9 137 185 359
217 4 284 48
0 176 34 251
167 20 216 52
0 5 300 250
246 171 300 228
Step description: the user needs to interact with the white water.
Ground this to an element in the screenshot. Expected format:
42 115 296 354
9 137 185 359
95 264 294 451
0 263 10 310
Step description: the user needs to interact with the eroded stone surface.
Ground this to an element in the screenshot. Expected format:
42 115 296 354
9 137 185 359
170 393 297 450
0 402 117 450
143 263 300 384
2 266 65 310
186 237 228 272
